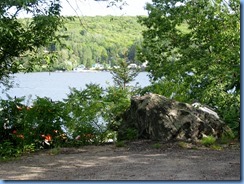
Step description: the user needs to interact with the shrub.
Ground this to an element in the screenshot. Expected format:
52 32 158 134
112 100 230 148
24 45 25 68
103 86 131 131
0 141 22 160
0 96 68 160
64 83 107 145
125 128 138 141
0 97 26 145
200 135 216 147
24 97 67 148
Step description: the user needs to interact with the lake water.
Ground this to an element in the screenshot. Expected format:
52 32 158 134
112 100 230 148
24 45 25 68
0 71 151 102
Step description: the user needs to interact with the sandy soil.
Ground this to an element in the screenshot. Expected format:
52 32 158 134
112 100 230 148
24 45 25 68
0 140 240 180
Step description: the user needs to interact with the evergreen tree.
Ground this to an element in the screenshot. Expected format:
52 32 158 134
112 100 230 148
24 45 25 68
110 57 139 89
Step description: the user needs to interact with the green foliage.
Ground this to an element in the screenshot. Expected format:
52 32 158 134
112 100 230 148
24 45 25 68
64 82 135 143
103 86 131 131
0 96 27 145
102 56 140 131
124 128 138 141
210 145 222 151
0 96 68 160
64 83 107 145
219 131 235 144
110 57 139 89
0 0 65 85
0 5 145 152
114 125 138 142
117 126 139 141
104 131 117 142
219 94 240 137
15 16 144 72
24 97 67 148
22 143 36 154
139 79 189 102
138 0 240 135
200 135 216 147
0 141 22 160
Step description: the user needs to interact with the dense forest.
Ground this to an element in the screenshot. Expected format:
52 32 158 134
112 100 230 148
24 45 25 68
22 16 146 71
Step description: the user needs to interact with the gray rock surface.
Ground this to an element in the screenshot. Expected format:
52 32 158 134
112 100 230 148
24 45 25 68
118 94 229 142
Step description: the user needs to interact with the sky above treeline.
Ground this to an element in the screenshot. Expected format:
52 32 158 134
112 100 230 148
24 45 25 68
10 0 151 18
60 0 152 16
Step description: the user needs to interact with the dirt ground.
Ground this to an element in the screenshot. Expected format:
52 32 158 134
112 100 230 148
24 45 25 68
0 140 240 180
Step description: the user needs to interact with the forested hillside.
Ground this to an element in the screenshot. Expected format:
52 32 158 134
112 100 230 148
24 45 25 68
31 16 145 71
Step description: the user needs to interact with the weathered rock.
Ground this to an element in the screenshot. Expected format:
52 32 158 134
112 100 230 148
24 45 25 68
118 94 229 142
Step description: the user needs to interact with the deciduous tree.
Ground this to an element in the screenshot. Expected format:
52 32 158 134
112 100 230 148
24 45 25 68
0 0 64 86
138 0 240 134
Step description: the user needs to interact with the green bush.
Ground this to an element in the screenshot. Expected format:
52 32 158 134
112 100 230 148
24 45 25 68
125 128 138 141
221 97 240 138
0 76 141 159
0 97 26 144
64 83 107 145
0 141 22 160
0 96 68 160
24 97 67 148
102 86 131 131
200 135 216 147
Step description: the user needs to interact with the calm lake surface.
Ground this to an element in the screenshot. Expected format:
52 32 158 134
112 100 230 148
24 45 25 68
0 71 151 102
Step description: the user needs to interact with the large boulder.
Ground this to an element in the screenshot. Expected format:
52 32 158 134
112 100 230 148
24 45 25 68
118 94 229 142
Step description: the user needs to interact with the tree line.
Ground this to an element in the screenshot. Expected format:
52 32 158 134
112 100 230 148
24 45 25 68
18 16 145 72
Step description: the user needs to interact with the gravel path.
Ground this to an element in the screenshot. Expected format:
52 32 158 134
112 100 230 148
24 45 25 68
0 141 240 180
